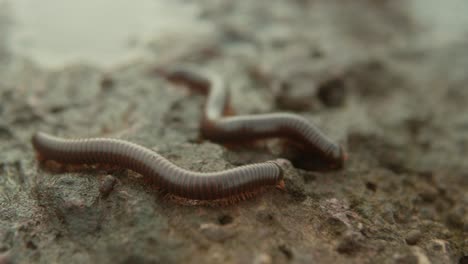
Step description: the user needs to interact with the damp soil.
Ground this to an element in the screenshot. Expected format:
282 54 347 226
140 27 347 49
0 1 467 263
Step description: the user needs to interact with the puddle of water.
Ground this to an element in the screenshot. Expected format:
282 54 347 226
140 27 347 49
8 0 205 69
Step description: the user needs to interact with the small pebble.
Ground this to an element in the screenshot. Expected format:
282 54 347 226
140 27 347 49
253 253 272 264
217 214 234 225
317 77 346 107
278 244 293 260
336 231 364 255
382 209 396 224
99 175 117 198
405 230 422 245
418 187 438 203
428 239 448 253
100 74 114 90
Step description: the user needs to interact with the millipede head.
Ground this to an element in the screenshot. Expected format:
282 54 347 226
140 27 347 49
271 158 292 182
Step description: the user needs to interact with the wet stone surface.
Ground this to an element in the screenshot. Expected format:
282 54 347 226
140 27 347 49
0 0 467 263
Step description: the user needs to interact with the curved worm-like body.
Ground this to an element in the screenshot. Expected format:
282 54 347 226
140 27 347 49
32 132 284 200
163 66 346 170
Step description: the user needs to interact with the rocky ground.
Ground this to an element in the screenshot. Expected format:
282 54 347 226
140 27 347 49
0 0 467 263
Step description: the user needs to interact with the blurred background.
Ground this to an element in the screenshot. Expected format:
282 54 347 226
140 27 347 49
3 0 468 68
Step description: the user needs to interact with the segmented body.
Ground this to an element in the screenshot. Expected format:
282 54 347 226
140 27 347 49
32 132 284 200
163 66 346 169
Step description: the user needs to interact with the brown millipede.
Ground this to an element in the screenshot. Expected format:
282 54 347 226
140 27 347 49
161 66 346 170
32 132 287 201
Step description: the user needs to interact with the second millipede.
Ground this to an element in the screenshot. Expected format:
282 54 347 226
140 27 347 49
161 66 347 170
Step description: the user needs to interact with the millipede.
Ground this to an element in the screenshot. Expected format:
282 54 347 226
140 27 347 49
32 66 346 202
32 132 287 201
161 66 347 170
